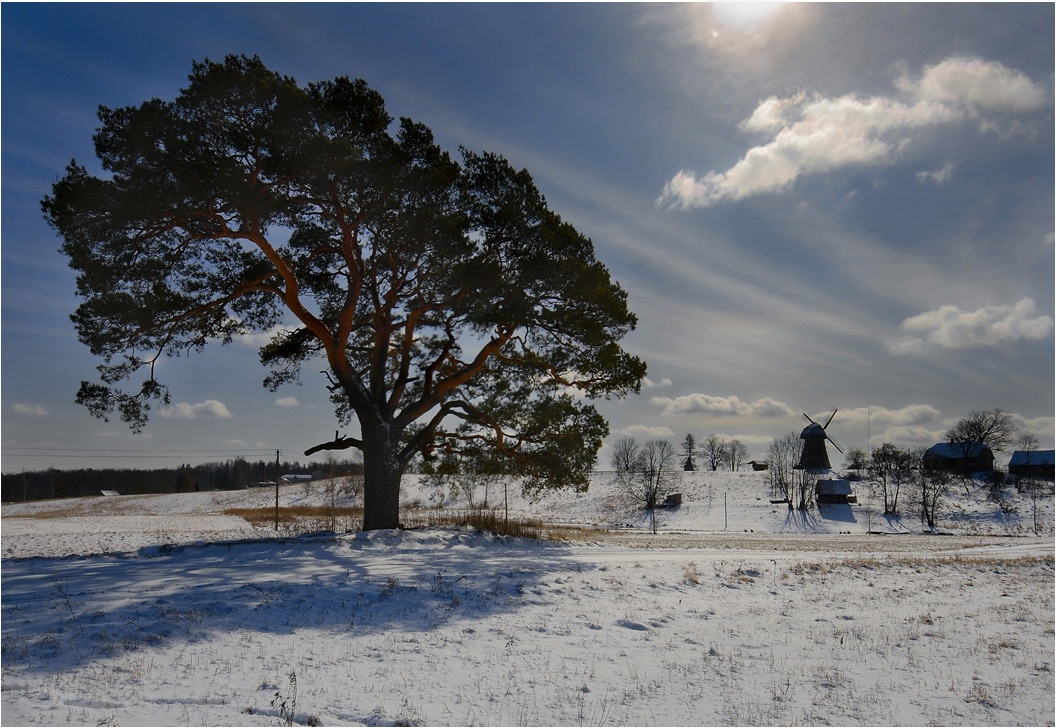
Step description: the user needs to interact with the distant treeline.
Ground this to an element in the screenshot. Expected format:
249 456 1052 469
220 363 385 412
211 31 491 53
1 457 364 503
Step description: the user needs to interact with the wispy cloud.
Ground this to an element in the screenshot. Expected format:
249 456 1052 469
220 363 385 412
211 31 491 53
916 161 956 186
159 400 234 420
651 393 795 418
615 424 675 439
659 57 1047 208
275 397 300 408
836 404 945 430
888 297 1053 353
12 403 48 416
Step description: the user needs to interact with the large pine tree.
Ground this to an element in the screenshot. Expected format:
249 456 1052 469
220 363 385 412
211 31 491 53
44 56 646 530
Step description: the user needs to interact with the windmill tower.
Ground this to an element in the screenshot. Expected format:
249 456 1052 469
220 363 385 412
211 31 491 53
795 409 843 472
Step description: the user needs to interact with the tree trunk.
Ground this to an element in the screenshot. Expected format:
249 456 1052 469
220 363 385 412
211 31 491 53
361 422 403 531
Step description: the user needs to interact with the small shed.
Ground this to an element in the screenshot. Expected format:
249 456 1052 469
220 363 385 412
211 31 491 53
1008 450 1055 480
923 442 995 474
748 460 769 471
815 479 855 504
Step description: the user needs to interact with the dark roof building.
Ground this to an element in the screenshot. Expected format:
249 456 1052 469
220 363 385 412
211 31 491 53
923 442 995 474
1008 450 1055 480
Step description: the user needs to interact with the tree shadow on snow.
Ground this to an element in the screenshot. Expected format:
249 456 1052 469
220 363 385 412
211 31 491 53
0 529 593 674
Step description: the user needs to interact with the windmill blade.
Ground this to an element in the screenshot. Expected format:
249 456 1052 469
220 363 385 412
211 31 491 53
803 413 818 425
826 433 844 454
823 408 838 429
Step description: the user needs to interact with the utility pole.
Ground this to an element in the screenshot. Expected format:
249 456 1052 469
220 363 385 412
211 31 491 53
274 449 282 530
866 402 871 457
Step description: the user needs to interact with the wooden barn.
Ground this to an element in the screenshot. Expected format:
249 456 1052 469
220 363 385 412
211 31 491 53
815 479 856 504
1008 450 1055 480
922 442 995 475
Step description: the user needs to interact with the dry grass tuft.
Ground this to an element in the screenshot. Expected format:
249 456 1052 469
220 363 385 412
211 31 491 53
224 506 364 527
403 507 597 542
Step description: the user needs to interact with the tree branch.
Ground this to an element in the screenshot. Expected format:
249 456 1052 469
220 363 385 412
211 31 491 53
304 430 364 457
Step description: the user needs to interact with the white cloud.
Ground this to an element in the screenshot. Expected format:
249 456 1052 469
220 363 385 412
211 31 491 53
615 424 675 439
159 399 233 419
641 377 673 389
889 297 1053 353
659 57 1046 208
96 431 153 439
837 404 944 430
275 397 300 408
916 161 956 186
1011 413 1056 443
13 403 48 416
651 393 795 418
897 56 1047 113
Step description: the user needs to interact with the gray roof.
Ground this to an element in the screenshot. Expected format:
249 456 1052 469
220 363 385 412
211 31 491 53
1009 450 1055 467
924 442 989 459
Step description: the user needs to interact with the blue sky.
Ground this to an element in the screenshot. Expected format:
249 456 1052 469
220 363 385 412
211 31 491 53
2 3 1053 473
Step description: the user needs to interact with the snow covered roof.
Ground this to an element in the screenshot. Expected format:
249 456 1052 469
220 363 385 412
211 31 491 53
924 442 989 459
1009 450 1055 467
815 480 852 495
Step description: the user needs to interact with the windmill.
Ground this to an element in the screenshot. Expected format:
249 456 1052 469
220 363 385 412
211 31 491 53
795 409 843 472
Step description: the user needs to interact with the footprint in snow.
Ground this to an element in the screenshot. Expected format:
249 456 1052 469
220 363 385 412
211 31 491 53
615 619 649 631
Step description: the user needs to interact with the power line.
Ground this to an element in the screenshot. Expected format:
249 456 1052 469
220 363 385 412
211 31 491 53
1 453 279 460
2 446 276 454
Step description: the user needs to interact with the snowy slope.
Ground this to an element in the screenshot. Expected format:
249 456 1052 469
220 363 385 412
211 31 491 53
2 471 1052 726
1 528 1052 726
2 468 1051 559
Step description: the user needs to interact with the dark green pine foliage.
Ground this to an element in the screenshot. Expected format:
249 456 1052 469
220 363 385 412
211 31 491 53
43 55 646 530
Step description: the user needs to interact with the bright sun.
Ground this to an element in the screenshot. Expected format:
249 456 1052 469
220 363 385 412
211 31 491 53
712 2 785 29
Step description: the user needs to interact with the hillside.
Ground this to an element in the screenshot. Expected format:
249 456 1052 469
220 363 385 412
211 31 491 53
3 470 1050 559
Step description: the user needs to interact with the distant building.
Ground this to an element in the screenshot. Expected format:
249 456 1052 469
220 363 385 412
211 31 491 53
281 474 313 484
815 479 855 504
923 442 995 474
1008 450 1055 480
748 460 769 471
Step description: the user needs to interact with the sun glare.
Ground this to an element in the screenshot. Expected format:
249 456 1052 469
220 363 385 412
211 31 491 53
712 2 785 29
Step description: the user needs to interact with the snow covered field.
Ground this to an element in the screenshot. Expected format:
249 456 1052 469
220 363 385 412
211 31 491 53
2 472 1053 726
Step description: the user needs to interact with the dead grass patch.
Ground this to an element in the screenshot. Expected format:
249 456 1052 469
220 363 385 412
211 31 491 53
224 506 364 527
3 508 92 520
403 508 598 542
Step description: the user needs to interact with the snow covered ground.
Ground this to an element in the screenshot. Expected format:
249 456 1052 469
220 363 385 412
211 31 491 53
2 472 1053 726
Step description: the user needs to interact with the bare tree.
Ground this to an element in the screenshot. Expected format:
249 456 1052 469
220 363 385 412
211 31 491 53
617 439 681 534
918 454 951 528
792 468 816 511
1015 432 1043 535
701 434 728 472
844 448 868 479
767 431 799 502
725 439 749 471
611 436 642 473
869 443 915 515
943 408 1015 496
945 408 1017 453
